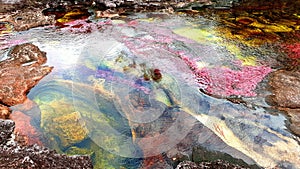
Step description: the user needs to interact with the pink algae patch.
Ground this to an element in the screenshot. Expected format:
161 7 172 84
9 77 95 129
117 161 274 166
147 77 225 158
182 56 272 97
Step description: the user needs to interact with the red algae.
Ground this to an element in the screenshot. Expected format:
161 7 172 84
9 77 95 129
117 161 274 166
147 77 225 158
283 43 300 59
59 19 111 33
182 56 272 97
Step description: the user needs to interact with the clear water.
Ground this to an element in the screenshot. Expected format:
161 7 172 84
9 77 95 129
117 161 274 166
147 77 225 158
4 13 300 168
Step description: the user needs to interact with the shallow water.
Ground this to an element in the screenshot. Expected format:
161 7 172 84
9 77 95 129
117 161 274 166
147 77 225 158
3 13 300 168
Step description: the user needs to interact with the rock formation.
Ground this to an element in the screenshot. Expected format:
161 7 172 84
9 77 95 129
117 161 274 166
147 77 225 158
0 43 53 118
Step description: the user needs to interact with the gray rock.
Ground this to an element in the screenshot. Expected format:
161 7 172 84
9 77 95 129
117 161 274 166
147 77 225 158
0 119 14 144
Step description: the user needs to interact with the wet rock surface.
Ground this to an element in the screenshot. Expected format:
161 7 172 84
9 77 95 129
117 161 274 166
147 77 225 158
0 43 53 116
267 69 300 136
0 119 93 169
268 70 300 108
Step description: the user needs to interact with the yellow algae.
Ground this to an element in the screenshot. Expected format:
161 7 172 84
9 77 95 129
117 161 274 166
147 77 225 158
52 111 89 148
216 26 268 46
0 22 13 34
293 13 300 19
173 27 221 43
65 146 94 156
57 10 87 23
224 43 257 65
225 43 241 56
237 56 257 66
250 22 293 32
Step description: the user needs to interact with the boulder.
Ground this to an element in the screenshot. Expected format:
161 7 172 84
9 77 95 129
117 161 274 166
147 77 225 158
0 43 53 118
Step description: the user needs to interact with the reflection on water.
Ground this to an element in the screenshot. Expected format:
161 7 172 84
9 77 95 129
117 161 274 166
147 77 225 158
5 13 300 168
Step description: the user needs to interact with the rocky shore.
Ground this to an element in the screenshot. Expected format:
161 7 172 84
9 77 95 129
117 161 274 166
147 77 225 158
0 42 94 168
0 119 93 169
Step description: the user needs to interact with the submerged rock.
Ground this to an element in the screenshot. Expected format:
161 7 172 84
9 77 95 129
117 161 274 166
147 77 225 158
0 43 53 117
52 111 89 148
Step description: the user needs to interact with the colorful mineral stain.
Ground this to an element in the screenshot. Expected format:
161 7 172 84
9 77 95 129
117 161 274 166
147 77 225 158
0 22 13 34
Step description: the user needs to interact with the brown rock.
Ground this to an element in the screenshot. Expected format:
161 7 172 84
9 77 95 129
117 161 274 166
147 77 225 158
0 9 55 31
0 104 10 119
278 108 300 136
267 70 300 108
0 43 53 117
267 69 300 136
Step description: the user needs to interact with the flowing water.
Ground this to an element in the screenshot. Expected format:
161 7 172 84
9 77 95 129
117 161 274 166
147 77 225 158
2 12 300 168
